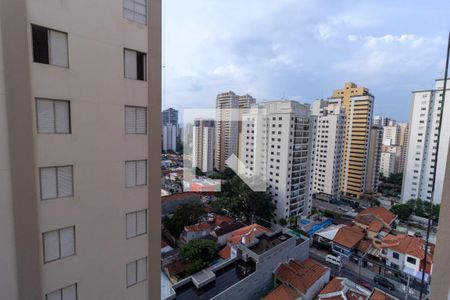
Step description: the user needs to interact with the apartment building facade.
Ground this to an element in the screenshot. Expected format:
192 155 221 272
240 100 313 221
401 79 450 204
0 0 161 299
214 91 255 171
330 82 375 199
192 119 215 173
310 100 346 197
162 107 178 126
162 124 177 152
365 125 382 194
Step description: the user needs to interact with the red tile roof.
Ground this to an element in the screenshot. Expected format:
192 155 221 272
218 245 231 260
319 278 370 300
227 224 271 246
262 284 300 300
333 226 365 249
275 259 328 294
356 207 396 225
370 289 398 300
368 220 384 233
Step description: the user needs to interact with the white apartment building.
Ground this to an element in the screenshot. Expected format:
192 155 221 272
163 124 177 152
215 91 255 171
401 79 450 203
310 100 346 197
240 100 313 221
0 0 161 299
380 151 396 177
192 119 215 173
383 125 400 146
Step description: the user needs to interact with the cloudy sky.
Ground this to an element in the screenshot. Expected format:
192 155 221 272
163 0 450 122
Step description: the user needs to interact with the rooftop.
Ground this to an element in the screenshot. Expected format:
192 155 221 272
248 231 295 255
262 284 301 300
333 226 365 249
318 277 371 300
355 207 396 226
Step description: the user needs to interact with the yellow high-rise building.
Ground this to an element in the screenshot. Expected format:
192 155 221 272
330 82 375 199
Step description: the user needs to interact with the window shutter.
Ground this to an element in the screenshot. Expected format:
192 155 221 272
40 167 57 200
136 160 146 185
126 161 136 187
54 101 70 133
125 106 136 134
127 261 137 287
136 210 147 235
46 290 62 300
37 99 55 133
44 230 60 262
124 49 137 79
137 257 147 281
62 284 77 300
126 212 137 238
60 227 75 258
135 107 146 133
57 166 73 198
49 30 68 67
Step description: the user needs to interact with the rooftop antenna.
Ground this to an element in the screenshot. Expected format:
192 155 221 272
419 28 450 299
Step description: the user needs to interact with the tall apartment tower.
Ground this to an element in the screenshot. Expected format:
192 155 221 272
383 125 400 145
214 91 255 171
192 119 215 173
240 100 313 221
310 100 346 197
365 125 383 193
162 124 177 152
401 79 450 204
330 82 375 199
162 107 178 126
0 1 161 299
398 122 409 173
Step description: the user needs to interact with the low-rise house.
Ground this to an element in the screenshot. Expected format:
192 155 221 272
318 277 398 300
332 225 365 260
210 221 246 246
180 215 234 243
354 207 397 240
381 233 434 281
262 259 330 300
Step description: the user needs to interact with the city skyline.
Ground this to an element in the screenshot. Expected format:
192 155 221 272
163 0 449 122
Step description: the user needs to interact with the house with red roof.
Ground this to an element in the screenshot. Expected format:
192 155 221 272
180 215 234 243
318 277 398 300
354 207 397 240
262 259 330 300
331 225 365 260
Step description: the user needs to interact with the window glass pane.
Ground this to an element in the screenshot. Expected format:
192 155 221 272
60 227 75 258
32 24 49 64
126 212 137 238
123 0 134 10
135 14 147 25
127 261 137 287
123 8 134 21
54 101 70 133
49 30 68 67
41 167 57 200
136 160 146 185
37 99 55 133
136 52 145 80
57 166 73 198
125 106 136 134
137 257 147 282
134 3 146 15
62 284 77 300
136 107 147 134
124 49 137 79
44 230 60 262
136 210 147 235
135 0 146 5
126 161 136 187
46 289 62 300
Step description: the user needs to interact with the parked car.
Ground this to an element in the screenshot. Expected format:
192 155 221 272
326 254 343 267
373 275 395 291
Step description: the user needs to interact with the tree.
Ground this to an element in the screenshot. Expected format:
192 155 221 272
181 239 217 275
195 167 205 177
211 175 276 225
163 204 205 237
279 218 288 226
391 204 413 221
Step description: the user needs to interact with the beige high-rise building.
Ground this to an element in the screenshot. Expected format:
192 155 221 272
0 0 161 299
214 91 255 171
330 82 375 199
365 125 383 194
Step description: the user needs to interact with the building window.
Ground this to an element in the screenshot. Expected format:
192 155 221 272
31 24 68 67
39 166 73 200
407 256 417 265
126 210 147 238
46 283 77 300
36 99 71 134
392 252 399 259
124 49 146 81
125 106 147 134
125 160 147 187
127 257 147 287
43 226 75 263
123 0 147 25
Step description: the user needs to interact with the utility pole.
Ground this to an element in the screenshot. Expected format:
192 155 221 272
419 28 450 300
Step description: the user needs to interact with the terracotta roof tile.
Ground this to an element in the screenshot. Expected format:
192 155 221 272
262 284 300 300
227 224 271 245
218 245 231 260
333 226 365 249
356 207 396 225
368 220 384 233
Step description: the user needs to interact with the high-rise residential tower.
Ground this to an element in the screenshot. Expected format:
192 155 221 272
0 0 161 299
214 91 255 171
192 119 215 173
330 82 375 199
240 100 313 221
162 107 178 126
310 100 346 197
162 124 177 152
401 79 450 204
365 125 383 193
